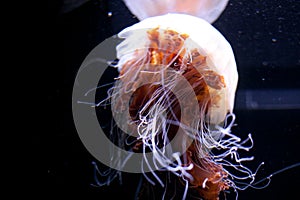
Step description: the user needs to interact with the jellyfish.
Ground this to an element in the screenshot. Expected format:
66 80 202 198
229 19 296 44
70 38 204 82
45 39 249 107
122 0 230 23
93 1 257 199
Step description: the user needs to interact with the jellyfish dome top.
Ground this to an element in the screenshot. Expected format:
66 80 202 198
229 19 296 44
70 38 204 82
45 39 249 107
123 0 230 23
98 1 255 199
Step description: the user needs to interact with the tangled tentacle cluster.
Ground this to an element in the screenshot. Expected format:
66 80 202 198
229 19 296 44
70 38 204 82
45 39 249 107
103 28 255 199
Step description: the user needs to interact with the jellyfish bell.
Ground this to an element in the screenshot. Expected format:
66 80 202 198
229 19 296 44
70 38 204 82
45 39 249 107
116 13 238 126
123 0 229 24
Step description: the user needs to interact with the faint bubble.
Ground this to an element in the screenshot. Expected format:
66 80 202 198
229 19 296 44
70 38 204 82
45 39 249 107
262 61 268 66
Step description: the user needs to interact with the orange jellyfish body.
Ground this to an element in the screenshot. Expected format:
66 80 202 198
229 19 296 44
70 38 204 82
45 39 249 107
97 10 260 200
113 27 230 199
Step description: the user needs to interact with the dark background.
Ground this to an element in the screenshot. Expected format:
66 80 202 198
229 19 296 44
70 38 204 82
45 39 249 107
44 0 300 199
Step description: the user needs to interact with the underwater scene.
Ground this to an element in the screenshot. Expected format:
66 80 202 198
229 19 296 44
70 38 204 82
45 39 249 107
46 0 300 199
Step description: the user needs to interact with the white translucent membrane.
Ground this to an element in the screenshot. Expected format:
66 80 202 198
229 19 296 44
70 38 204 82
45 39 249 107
116 13 238 125
123 0 229 23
